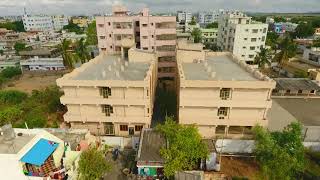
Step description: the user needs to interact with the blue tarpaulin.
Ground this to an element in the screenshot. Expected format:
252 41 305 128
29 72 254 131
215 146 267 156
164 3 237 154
20 138 59 166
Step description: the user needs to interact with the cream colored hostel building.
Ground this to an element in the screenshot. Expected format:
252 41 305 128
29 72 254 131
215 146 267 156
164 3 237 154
176 41 276 138
56 48 157 136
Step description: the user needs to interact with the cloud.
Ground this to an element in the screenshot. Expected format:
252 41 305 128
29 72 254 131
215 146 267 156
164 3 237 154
0 0 319 16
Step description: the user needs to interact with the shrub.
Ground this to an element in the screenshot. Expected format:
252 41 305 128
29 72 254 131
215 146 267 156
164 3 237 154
1 67 21 79
0 90 28 104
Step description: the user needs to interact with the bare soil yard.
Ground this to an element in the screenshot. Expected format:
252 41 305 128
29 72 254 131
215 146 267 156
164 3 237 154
220 156 260 179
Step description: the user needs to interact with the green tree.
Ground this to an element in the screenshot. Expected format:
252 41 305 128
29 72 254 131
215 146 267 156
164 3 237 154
14 42 27 54
274 16 287 23
0 90 27 104
204 42 220 51
0 106 22 126
13 21 26 32
294 70 308 78
1 67 21 78
254 47 272 69
75 38 90 64
206 22 218 29
63 21 84 34
86 21 97 46
294 23 314 38
78 147 112 180
313 38 320 47
191 28 202 43
266 32 279 52
275 36 297 69
253 122 305 180
156 117 209 177
0 21 25 32
189 16 197 25
0 49 4 56
60 39 76 69
24 107 47 128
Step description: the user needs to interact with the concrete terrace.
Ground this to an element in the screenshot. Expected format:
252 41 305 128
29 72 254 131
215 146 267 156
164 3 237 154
0 134 35 154
182 55 258 81
71 55 150 81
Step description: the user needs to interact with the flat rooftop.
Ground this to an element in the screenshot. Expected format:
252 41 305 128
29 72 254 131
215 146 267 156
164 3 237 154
72 55 150 81
0 134 35 154
275 78 320 91
137 129 165 163
182 55 258 81
273 98 320 126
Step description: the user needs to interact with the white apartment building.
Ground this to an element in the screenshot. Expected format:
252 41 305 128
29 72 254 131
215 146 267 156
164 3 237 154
177 11 192 23
22 14 54 32
22 14 69 32
217 11 268 63
198 11 219 25
52 16 69 30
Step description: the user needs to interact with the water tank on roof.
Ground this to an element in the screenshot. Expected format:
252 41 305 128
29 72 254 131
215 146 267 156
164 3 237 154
0 124 16 141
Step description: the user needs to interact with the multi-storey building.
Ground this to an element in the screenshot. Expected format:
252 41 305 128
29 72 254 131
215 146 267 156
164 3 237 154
72 17 89 28
52 16 69 30
217 11 268 63
57 48 157 136
96 5 176 89
201 28 218 44
176 42 276 138
177 11 192 24
22 14 54 32
198 11 220 26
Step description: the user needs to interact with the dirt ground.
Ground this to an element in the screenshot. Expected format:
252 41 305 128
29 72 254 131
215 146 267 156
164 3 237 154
220 156 260 179
4 73 63 93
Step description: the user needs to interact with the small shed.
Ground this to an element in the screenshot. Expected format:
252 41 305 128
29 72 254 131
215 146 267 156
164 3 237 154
273 78 320 96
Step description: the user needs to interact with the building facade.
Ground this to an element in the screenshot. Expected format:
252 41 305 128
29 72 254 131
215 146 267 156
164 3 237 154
176 43 275 138
217 11 268 63
52 16 69 30
177 11 192 24
201 28 218 43
198 11 221 26
57 48 158 136
22 14 54 32
96 5 176 87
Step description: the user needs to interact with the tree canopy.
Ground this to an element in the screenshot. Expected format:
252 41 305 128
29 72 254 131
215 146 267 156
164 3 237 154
254 47 272 69
0 21 25 32
78 147 112 180
253 122 305 180
86 21 97 46
14 42 27 54
274 36 297 68
206 22 218 29
156 117 208 177
313 38 320 47
189 16 197 25
293 23 314 38
191 28 202 43
63 21 84 34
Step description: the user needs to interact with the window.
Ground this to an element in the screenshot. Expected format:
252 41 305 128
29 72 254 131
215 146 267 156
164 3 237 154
298 90 303 94
243 46 246 49
143 36 148 39
245 29 249 32
135 125 143 131
218 107 229 117
220 88 231 100
262 36 265 41
244 38 248 40
100 36 105 39
151 23 154 26
142 24 147 27
263 28 267 33
151 35 154 38
104 123 114 135
249 55 254 58
101 105 113 116
120 125 128 131
109 34 111 37
135 21 140 27
251 38 257 42
286 90 291 93
241 55 245 57
98 24 104 28
100 87 111 98
108 22 111 26
110 46 113 49
143 47 148 50
250 46 255 50
101 48 106 51
252 29 258 33
310 90 315 93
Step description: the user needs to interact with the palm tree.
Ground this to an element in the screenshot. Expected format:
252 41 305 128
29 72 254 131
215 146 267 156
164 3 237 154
275 36 297 69
75 38 90 64
60 39 75 69
254 47 272 69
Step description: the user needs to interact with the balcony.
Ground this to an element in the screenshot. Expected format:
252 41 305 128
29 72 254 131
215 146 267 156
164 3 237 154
155 28 176 35
121 38 135 47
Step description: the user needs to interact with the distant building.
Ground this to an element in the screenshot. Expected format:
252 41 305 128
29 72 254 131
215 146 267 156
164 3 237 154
177 11 192 23
52 15 69 30
274 22 298 34
20 57 65 71
176 42 276 138
302 47 320 67
0 59 20 71
72 17 89 28
198 11 219 25
272 78 320 97
274 23 286 34
265 17 274 24
57 48 157 136
201 28 218 44
22 14 54 32
19 48 61 59
217 11 268 63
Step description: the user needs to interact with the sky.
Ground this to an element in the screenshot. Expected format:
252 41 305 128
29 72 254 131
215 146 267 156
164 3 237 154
0 0 320 16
